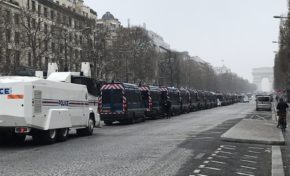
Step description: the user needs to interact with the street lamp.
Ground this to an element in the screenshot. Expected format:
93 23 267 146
273 16 289 19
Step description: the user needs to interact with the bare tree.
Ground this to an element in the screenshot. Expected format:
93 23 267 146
19 7 52 70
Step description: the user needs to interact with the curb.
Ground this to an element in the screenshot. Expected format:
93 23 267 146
272 146 285 176
221 136 285 145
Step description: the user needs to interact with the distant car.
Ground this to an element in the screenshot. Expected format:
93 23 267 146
242 96 250 103
256 95 272 111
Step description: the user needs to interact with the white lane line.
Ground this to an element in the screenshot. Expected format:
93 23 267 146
244 155 257 159
248 146 264 150
221 146 236 150
201 131 223 134
214 155 229 159
248 150 260 154
221 145 236 148
195 153 205 159
211 160 226 165
207 157 213 160
204 167 221 171
193 169 200 174
199 165 205 168
203 161 209 164
236 172 255 176
193 137 214 140
241 160 257 164
241 165 256 170
217 151 233 155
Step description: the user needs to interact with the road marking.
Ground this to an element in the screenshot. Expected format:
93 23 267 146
248 150 260 154
199 165 205 168
248 147 264 150
221 145 236 148
241 160 257 164
204 166 221 171
201 131 223 134
203 161 209 164
213 155 229 159
244 155 257 159
195 153 205 159
207 157 213 160
236 172 255 176
221 146 236 150
193 137 214 140
241 165 256 170
211 160 226 164
193 169 200 174
217 151 233 155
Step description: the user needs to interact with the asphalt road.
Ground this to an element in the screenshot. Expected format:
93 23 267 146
0 103 271 176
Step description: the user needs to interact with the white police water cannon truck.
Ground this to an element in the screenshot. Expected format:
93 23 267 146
0 62 100 144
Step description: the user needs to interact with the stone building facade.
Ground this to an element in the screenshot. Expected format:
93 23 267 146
0 0 98 75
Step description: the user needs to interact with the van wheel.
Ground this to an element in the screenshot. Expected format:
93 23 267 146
77 118 94 136
33 129 57 145
11 134 26 143
56 128 69 142
104 121 113 125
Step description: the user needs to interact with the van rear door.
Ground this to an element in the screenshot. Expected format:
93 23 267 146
101 89 123 113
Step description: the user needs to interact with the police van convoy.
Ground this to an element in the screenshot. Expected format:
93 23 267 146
99 82 240 124
0 62 241 144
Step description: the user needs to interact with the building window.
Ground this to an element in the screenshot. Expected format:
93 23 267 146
32 1 36 12
32 18 36 29
15 50 20 66
6 49 11 65
38 4 41 15
28 52 31 66
44 7 47 17
5 29 11 42
69 17 72 27
14 14 20 25
14 32 20 44
51 42 55 53
51 10 54 20
27 0 30 9
5 10 11 23
44 23 48 34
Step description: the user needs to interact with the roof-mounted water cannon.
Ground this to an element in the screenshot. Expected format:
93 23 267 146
48 63 58 77
81 62 91 78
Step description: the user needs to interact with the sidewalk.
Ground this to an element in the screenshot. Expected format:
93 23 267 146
220 103 286 176
221 119 285 145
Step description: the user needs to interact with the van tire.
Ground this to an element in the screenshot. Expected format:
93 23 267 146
11 134 26 143
77 118 94 136
56 128 69 142
33 129 57 145
104 121 113 125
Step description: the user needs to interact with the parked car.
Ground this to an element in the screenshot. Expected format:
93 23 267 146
256 95 272 111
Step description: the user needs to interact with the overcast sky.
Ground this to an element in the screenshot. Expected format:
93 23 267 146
84 0 287 82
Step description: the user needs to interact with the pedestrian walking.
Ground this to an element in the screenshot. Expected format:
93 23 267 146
165 99 172 119
276 98 289 129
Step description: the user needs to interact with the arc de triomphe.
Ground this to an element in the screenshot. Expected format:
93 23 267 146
252 67 273 92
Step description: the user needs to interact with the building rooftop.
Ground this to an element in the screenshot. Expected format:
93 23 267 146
102 12 115 20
